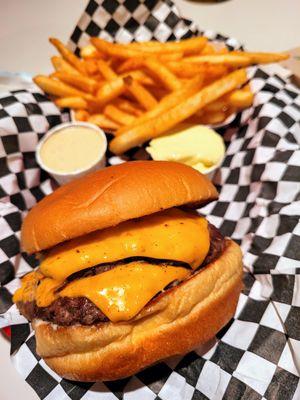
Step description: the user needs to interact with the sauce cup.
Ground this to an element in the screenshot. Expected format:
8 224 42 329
36 122 107 185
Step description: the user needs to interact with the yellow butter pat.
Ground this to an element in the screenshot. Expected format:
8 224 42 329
146 124 225 174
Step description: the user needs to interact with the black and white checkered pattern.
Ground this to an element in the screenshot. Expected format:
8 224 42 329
68 0 241 53
1 0 300 399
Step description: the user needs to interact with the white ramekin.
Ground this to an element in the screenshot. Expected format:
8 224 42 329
36 121 107 185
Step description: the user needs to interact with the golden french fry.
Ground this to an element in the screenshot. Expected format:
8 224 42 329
117 54 183 74
166 61 205 79
49 38 86 74
202 98 228 113
118 36 207 55
88 114 120 131
216 47 229 54
200 43 216 55
242 83 251 92
96 77 126 106
74 109 90 121
115 75 204 136
143 59 182 91
158 52 183 61
55 97 88 109
97 59 117 81
165 62 202 79
123 76 158 111
190 49 289 67
104 104 136 126
203 64 229 79
51 56 81 75
52 71 98 94
33 75 88 98
226 88 254 109
51 56 64 71
167 61 227 80
110 69 248 154
114 98 143 116
118 58 181 90
231 51 289 64
91 37 151 59
92 36 207 58
124 70 156 87
84 59 99 76
199 111 227 125
80 44 99 59
117 58 144 73
185 54 251 67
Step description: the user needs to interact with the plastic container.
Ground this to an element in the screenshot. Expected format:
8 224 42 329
36 122 107 185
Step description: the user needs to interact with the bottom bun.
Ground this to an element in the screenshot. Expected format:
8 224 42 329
33 239 243 381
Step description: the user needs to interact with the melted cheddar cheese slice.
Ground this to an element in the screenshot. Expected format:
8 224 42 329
60 263 189 321
14 208 210 322
40 208 210 281
14 263 189 322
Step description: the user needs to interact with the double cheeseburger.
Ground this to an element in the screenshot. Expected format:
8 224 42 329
14 161 242 381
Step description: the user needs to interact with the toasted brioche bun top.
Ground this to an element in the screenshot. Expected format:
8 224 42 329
22 161 218 253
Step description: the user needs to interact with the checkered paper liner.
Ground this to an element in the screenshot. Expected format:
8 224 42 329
0 0 300 399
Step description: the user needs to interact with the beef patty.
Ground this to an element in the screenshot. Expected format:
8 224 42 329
17 223 225 326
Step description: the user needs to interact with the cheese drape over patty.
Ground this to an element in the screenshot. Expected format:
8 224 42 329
14 209 210 322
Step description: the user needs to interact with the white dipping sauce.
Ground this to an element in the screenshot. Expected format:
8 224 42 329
40 126 106 173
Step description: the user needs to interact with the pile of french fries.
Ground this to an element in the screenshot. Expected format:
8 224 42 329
34 37 288 154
